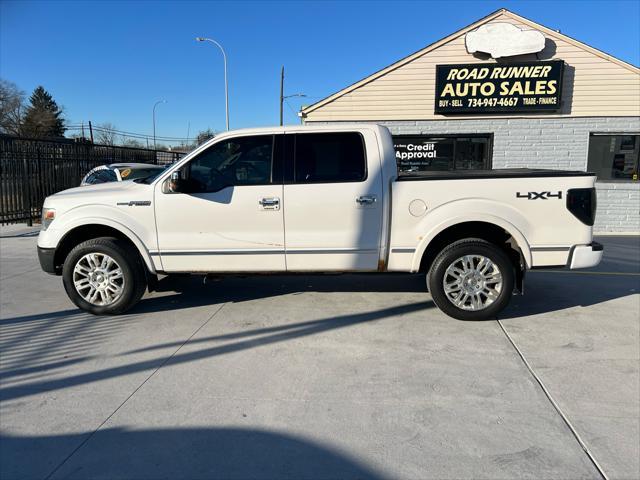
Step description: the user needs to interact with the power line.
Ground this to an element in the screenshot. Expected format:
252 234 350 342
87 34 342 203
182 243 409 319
284 98 301 122
66 125 191 140
66 123 207 140
65 126 194 142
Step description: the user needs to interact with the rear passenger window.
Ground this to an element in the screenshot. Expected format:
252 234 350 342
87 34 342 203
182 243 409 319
294 132 366 183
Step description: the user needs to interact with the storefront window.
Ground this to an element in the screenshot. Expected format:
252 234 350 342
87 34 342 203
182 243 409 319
587 134 639 182
393 135 491 173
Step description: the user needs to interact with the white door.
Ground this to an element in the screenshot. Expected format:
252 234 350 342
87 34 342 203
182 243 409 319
154 134 285 272
284 131 384 271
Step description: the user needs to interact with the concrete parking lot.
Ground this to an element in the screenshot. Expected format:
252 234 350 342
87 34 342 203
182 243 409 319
1 225 638 480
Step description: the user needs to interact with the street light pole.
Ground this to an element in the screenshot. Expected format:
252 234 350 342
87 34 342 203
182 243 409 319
152 99 166 150
196 36 229 131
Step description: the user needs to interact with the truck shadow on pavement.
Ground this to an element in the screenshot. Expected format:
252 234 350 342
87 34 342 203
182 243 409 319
498 270 639 319
0 427 386 480
1 269 636 401
0 291 432 402
143 272 428 311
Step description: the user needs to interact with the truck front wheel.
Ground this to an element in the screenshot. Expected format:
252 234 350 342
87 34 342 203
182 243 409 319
427 239 514 321
62 237 147 315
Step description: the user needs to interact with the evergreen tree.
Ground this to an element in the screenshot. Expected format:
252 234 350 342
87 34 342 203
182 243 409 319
22 86 66 138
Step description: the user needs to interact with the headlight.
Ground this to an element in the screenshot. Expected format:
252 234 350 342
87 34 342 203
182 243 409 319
41 208 56 230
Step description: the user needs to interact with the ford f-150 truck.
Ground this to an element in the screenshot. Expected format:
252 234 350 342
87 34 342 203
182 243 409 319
37 125 603 320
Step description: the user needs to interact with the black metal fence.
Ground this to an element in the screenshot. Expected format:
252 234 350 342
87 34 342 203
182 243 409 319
0 135 185 225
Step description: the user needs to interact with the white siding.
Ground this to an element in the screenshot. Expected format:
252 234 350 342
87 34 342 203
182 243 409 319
303 12 640 121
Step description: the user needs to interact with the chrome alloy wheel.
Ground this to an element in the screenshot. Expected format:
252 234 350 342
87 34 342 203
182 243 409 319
73 253 125 306
443 255 503 311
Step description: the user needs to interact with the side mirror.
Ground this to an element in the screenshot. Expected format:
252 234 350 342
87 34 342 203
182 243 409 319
169 170 184 193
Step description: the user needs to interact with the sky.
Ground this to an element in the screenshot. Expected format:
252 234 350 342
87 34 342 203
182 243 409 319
1 0 639 143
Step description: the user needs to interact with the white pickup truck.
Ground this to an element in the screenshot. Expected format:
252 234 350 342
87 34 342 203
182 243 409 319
37 125 602 320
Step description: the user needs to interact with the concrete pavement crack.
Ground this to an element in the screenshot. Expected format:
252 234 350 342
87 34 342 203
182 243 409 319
496 318 609 480
42 302 227 480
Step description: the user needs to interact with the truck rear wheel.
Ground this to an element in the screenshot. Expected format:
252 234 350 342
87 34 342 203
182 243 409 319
427 238 514 321
62 237 147 315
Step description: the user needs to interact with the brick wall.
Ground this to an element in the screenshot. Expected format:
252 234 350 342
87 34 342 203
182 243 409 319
306 116 640 233
595 183 640 233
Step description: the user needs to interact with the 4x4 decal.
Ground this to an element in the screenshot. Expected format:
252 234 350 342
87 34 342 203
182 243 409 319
516 191 562 200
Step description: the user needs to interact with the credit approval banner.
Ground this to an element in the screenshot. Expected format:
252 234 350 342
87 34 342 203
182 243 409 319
435 60 564 114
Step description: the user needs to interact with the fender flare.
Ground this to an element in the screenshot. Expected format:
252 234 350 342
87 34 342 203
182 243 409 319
57 217 156 274
411 214 532 272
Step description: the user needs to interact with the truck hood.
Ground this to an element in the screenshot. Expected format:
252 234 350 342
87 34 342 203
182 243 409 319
43 180 153 214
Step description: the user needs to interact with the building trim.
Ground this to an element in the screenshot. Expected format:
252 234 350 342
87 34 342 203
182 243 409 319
301 8 639 117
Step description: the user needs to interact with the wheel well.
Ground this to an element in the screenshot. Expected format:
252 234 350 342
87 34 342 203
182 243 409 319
419 221 523 274
54 224 141 274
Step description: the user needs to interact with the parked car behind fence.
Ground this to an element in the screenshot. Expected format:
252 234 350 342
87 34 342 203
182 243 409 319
80 163 167 186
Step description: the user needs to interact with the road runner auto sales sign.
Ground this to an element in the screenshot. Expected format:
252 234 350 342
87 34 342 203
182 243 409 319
435 60 564 114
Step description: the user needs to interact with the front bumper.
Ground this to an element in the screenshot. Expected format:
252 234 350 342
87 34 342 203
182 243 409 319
569 242 603 269
37 246 58 275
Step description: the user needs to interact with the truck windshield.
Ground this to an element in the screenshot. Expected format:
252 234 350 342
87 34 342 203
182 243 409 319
134 168 166 184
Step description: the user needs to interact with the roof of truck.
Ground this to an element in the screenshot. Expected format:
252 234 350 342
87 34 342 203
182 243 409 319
213 123 385 135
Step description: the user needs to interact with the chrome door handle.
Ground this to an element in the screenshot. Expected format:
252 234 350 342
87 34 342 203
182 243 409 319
356 195 377 206
259 197 280 210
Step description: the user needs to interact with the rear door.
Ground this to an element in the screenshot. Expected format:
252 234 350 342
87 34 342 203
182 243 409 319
283 130 384 271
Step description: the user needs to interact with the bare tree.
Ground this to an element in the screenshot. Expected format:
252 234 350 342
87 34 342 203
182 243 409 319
120 138 144 148
196 129 215 145
95 122 119 146
0 79 25 136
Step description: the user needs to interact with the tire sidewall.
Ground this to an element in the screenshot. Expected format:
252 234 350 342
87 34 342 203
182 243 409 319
428 241 515 321
62 240 139 315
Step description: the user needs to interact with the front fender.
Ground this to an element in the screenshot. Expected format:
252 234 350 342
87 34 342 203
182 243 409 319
39 205 157 273
410 199 533 271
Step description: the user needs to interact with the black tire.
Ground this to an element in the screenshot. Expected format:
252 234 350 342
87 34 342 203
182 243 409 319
427 238 515 321
62 237 147 315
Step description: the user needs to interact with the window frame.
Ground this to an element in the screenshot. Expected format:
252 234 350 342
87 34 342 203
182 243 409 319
177 134 281 193
392 133 494 174
587 132 640 183
285 131 368 185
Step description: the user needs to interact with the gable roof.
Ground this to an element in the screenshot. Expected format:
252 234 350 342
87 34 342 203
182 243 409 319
301 8 639 116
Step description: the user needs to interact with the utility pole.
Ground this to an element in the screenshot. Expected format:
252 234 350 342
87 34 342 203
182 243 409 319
279 67 306 127
280 66 284 126
88 121 94 143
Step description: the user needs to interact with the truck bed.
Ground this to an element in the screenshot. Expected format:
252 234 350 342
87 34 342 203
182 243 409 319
397 168 594 181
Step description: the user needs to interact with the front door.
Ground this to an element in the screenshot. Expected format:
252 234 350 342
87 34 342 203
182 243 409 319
154 134 285 272
283 131 384 271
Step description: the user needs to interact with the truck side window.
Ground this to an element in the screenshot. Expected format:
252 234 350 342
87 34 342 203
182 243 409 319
294 132 366 183
186 135 274 192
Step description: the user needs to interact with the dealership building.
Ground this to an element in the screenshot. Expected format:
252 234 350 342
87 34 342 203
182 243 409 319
300 9 640 233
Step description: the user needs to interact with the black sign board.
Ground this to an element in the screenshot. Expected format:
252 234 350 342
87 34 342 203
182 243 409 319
394 137 454 172
435 60 564 114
